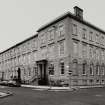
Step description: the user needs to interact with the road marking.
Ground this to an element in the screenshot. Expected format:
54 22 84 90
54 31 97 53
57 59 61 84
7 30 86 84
95 94 103 97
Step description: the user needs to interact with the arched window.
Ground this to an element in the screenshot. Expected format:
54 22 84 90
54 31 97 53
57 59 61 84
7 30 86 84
72 59 78 75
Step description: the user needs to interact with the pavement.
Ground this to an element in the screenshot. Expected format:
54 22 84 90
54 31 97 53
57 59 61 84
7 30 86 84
21 84 104 91
21 84 75 91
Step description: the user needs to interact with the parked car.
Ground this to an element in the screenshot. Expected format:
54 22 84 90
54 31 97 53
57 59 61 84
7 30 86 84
0 80 8 86
8 80 21 87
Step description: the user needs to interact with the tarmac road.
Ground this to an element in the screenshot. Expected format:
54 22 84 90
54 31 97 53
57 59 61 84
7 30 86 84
0 86 105 105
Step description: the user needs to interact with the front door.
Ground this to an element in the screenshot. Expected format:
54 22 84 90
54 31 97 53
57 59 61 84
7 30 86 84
37 60 48 85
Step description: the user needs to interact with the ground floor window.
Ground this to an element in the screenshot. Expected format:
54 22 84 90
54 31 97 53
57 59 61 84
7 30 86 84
72 59 78 75
102 80 105 84
101 64 105 75
82 62 87 75
96 65 100 75
90 63 94 75
82 79 87 85
96 79 100 84
60 61 65 74
34 66 38 76
49 63 54 75
89 79 94 84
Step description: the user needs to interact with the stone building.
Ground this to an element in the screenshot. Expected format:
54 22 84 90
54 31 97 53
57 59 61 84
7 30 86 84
0 6 105 86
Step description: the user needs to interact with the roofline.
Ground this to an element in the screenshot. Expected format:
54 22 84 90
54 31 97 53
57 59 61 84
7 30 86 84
37 12 105 35
0 33 38 55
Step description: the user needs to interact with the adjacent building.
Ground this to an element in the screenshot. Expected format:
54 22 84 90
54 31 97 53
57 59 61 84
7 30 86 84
0 6 105 86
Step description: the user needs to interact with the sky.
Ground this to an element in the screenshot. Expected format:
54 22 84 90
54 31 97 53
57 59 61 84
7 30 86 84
0 0 105 52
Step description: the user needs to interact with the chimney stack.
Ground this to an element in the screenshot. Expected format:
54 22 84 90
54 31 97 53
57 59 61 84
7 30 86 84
74 6 83 20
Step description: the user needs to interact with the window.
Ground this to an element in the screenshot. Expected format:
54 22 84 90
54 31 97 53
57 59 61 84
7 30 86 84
48 29 54 41
102 80 105 84
40 34 46 45
96 49 100 60
82 62 87 75
93 48 96 59
32 39 38 50
100 36 104 45
96 64 100 75
49 63 54 75
60 61 65 74
40 47 47 58
23 44 26 53
89 79 93 84
33 51 37 61
101 65 105 75
58 24 65 37
72 59 78 75
90 64 94 75
73 41 78 56
28 53 31 64
48 45 54 59
89 31 93 41
96 34 99 43
72 24 77 35
34 66 38 76
89 46 93 58
59 41 65 56
82 28 87 39
96 79 100 84
28 66 31 76
82 43 87 58
101 50 104 61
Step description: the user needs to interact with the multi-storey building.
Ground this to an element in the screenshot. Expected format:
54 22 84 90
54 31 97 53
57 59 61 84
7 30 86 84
0 6 105 86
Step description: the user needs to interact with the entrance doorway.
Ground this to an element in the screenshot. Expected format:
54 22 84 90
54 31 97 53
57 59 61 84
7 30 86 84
36 60 48 85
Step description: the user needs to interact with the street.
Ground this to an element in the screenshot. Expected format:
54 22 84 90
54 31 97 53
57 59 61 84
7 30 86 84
0 86 105 105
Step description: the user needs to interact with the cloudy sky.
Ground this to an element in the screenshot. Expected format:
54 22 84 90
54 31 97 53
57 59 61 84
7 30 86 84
0 0 105 51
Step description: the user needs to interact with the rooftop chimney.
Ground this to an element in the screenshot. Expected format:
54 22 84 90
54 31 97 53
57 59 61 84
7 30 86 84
74 6 83 20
